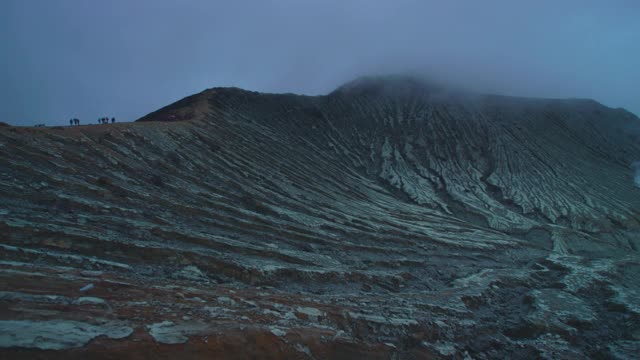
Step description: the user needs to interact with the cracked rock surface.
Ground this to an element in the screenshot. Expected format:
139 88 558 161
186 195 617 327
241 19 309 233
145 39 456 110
1 76 639 359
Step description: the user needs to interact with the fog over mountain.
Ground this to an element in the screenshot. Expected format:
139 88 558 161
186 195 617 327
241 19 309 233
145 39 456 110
2 0 640 125
2 1 640 359
1 75 640 358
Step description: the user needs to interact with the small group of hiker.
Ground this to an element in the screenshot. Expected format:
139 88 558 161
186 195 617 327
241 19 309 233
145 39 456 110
65 117 116 126
99 117 116 124
34 116 119 127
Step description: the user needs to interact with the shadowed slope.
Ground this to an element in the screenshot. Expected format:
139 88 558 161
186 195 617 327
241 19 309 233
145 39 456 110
1 76 639 358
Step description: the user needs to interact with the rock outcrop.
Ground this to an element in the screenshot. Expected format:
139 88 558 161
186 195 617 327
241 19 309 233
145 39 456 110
1 76 639 358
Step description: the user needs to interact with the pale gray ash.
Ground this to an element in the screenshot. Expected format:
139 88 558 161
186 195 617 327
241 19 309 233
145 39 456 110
1 76 639 359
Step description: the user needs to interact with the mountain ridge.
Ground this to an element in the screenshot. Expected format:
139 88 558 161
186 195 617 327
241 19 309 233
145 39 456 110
137 75 640 124
1 75 639 358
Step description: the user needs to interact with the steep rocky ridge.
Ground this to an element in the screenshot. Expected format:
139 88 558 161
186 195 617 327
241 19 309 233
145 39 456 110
1 76 639 358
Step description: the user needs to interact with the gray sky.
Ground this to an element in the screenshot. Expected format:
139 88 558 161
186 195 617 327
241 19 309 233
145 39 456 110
1 0 639 126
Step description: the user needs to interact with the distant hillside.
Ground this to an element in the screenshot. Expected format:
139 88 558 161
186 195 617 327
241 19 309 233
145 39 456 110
1 75 639 359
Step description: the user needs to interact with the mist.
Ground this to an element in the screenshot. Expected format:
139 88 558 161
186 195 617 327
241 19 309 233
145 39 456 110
1 0 640 126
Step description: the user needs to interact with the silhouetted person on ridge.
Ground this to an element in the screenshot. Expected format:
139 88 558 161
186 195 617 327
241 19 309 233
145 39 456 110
75 118 80 125
111 117 115 124
70 119 74 126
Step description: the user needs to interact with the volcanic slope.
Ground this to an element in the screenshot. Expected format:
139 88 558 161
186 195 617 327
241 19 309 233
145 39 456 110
1 76 640 359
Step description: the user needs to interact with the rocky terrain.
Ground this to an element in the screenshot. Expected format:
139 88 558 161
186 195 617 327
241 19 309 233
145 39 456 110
1 76 639 359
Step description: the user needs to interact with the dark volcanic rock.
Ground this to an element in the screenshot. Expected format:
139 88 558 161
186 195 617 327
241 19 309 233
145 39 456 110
1 75 639 359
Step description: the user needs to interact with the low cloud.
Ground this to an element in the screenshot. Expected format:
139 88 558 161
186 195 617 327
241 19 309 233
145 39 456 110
2 1 640 126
